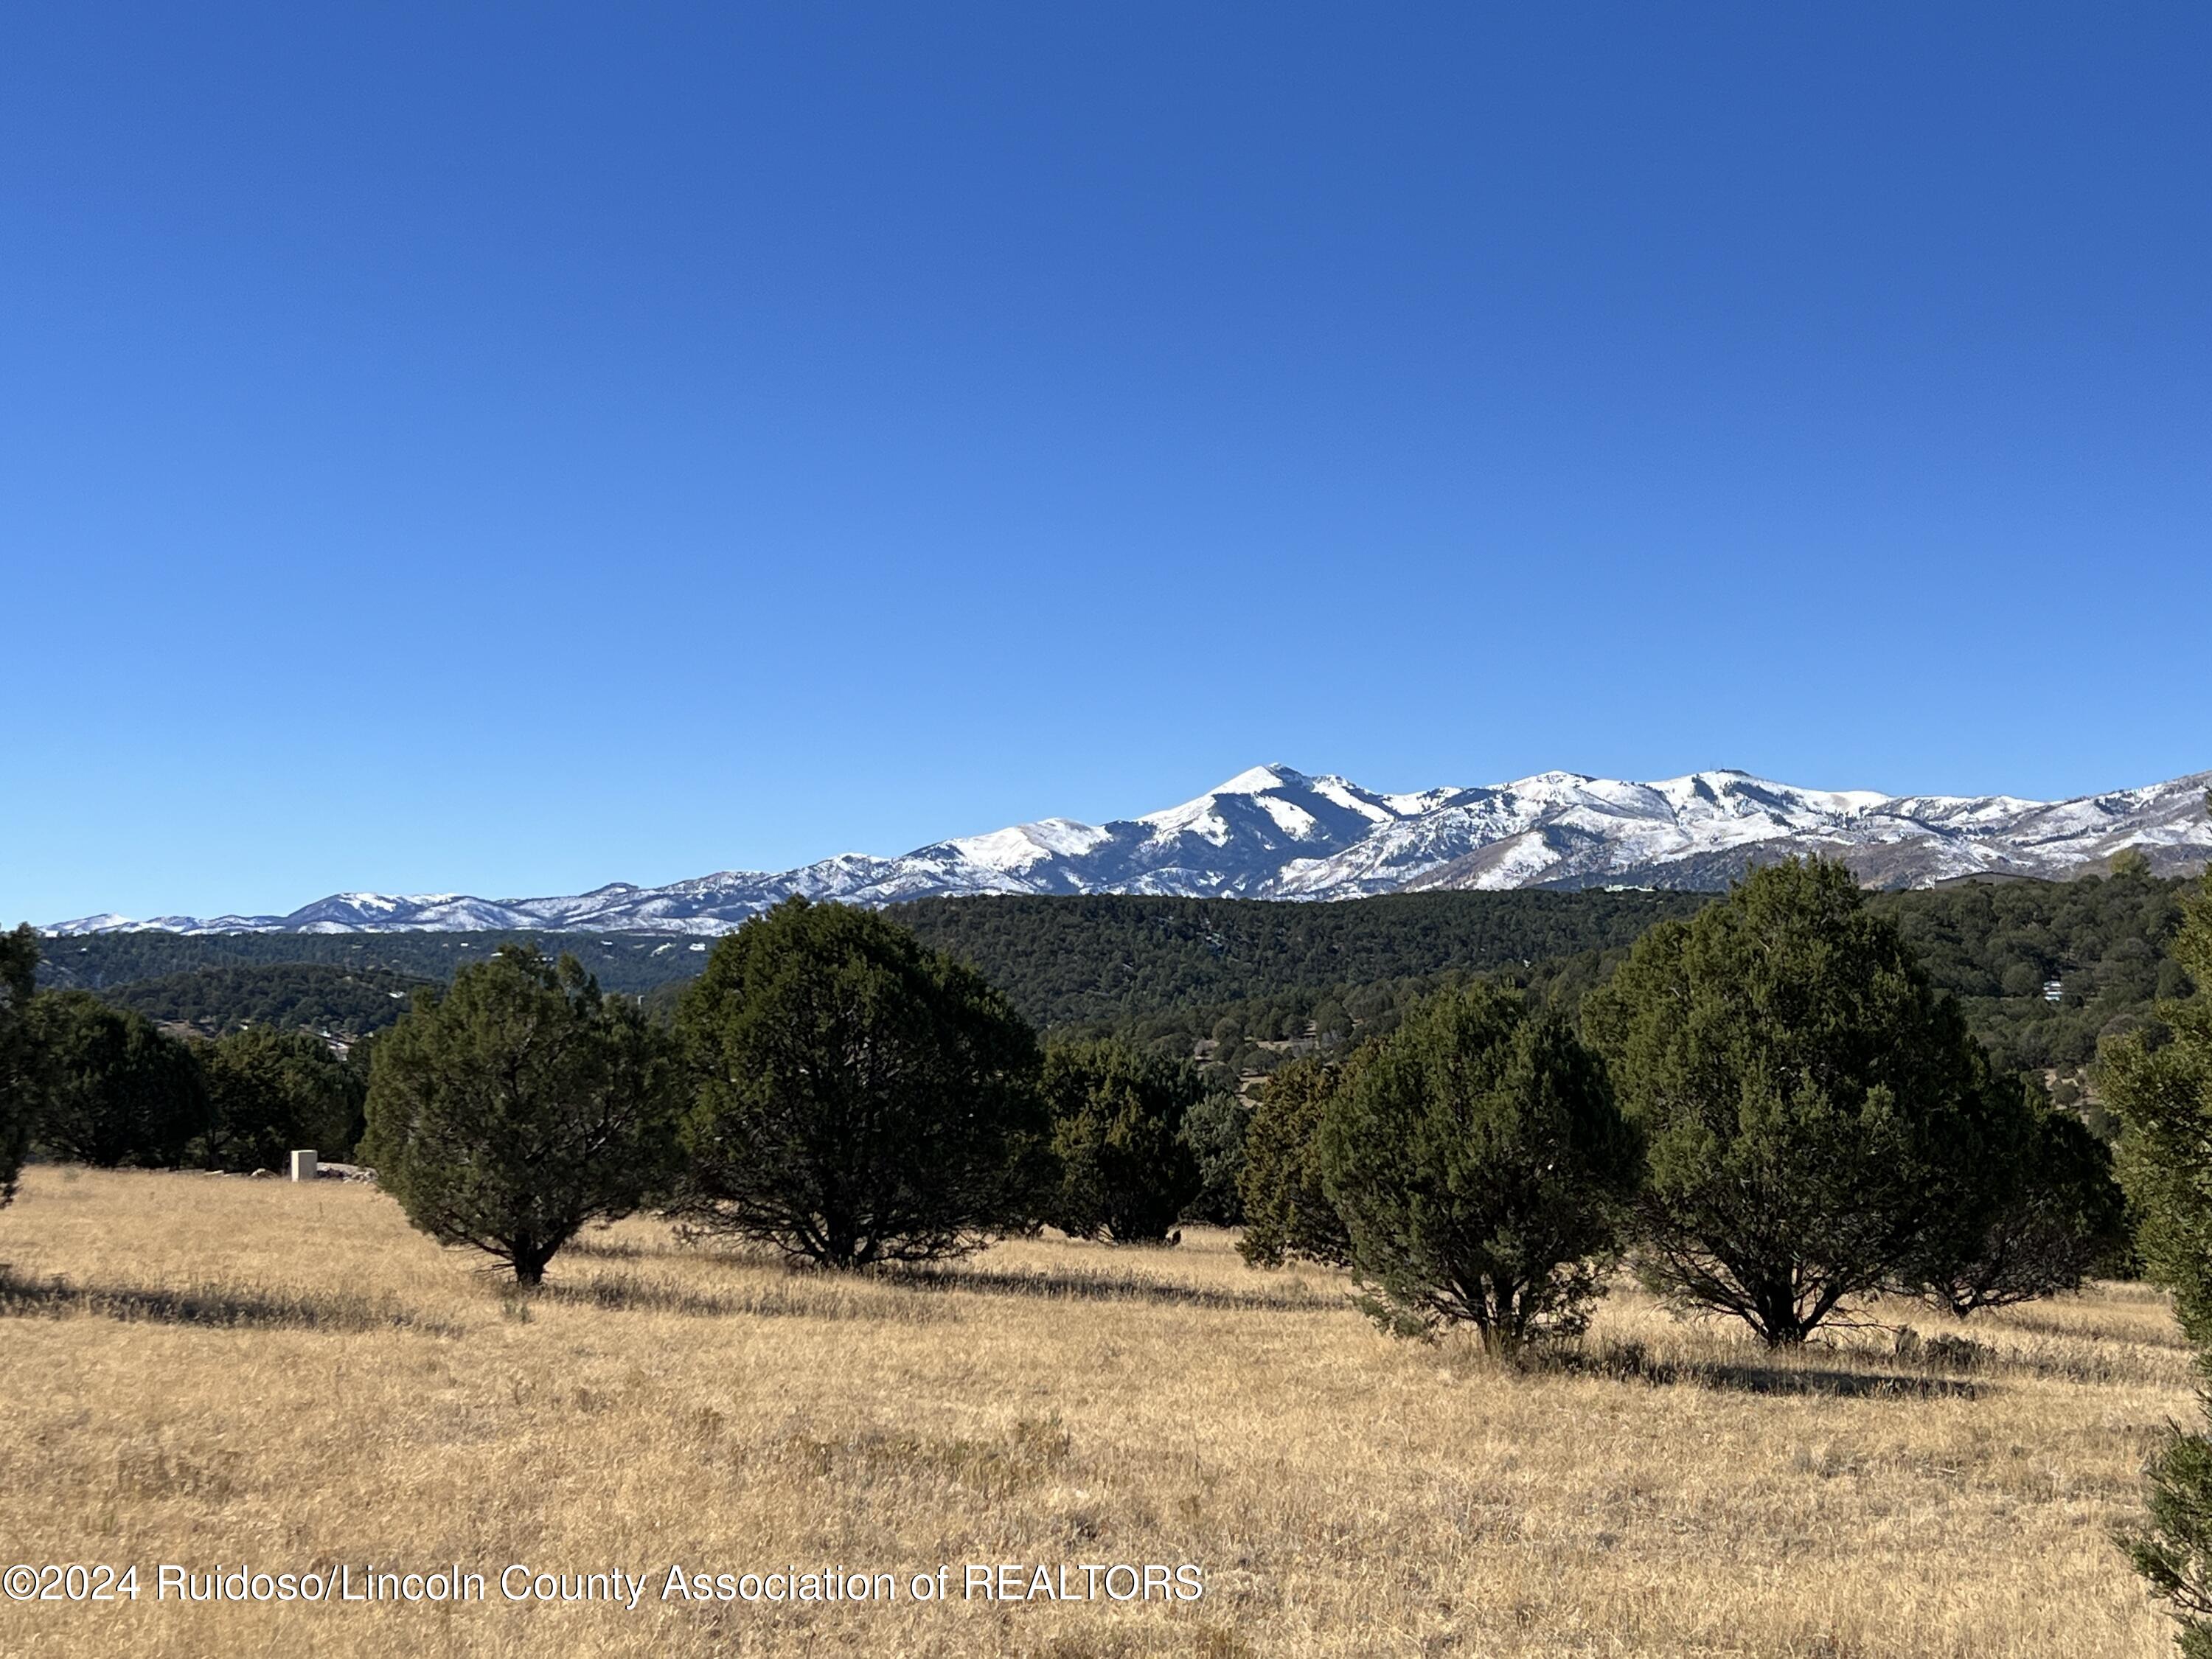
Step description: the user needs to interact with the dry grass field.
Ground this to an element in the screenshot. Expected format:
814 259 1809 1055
0 1166 2194 1658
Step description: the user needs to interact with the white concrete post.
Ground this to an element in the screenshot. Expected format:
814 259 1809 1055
290 1150 318 1183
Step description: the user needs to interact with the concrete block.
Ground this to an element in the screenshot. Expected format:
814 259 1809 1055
290 1149 319 1183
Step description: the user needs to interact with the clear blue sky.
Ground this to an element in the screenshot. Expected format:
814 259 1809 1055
5 4 2208 925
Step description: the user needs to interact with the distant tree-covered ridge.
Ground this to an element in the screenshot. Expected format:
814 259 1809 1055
36 930 710 997
25 875 2194 1084
1867 866 2195 1088
96 963 436 1039
30 894 1703 1019
890 889 1713 1026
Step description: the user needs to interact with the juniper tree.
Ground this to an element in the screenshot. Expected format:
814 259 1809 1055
361 946 683 1284
1319 983 1639 1348
675 899 1048 1267
1237 1049 1360 1269
1179 1088 1251 1227
2107 860 2212 1652
197 1025 366 1172
1582 858 2016 1346
1042 1039 1203 1243
27 991 209 1169
2109 868 2212 1344
1910 1088 2127 1316
0 925 41 1205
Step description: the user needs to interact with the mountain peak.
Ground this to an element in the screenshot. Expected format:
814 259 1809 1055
1208 763 1309 796
40 765 2212 937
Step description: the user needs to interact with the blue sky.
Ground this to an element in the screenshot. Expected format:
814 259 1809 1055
5 4 2208 924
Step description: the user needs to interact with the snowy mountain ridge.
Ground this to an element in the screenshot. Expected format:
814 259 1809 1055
42 763 2212 938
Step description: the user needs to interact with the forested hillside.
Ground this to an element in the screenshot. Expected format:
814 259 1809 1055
97 963 436 1039
35 874 2197 1088
890 889 1711 1026
1867 867 2195 1086
35 929 707 995
981 876 2198 1092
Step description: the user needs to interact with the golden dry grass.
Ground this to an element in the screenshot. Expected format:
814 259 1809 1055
0 1165 2195 1658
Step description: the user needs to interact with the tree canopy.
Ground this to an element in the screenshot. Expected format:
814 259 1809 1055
1321 983 1641 1347
198 1026 367 1172
27 991 209 1169
0 925 42 1205
2104 858 2212 1651
1909 1091 2126 1316
675 898 1049 1268
361 945 684 1284
1584 858 2021 1346
2107 868 2212 1344
1238 1048 1363 1270
1040 1039 1203 1243
97 962 432 1040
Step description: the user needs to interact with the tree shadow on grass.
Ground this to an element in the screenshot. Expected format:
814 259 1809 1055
874 1261 1349 1313
1535 1339 1983 1399
1690 1363 1981 1399
540 1271 957 1325
562 1236 664 1262
0 1265 450 1335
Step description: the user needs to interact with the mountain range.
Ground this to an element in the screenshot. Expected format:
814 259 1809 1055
44 764 2212 938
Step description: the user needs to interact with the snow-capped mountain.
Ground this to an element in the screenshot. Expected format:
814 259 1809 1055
41 764 2212 937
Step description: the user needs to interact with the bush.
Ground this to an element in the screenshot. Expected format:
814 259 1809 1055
361 946 683 1284
2107 863 2212 1652
0 925 40 1204
196 1026 366 1172
1585 858 2020 1347
1042 1040 1203 1243
1910 1092 2128 1315
2108 867 2212 1345
27 990 208 1168
1179 1089 1251 1226
2128 1426 2212 1659
1237 1049 1360 1269
1318 982 1640 1349
675 899 1048 1267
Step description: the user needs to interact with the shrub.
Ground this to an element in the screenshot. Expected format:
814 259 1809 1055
197 1026 366 1172
1237 1049 1360 1269
2108 868 2212 1346
1910 1091 2128 1315
1584 858 2020 1346
1179 1089 1251 1226
361 946 683 1284
27 991 209 1169
1042 1040 1203 1243
675 899 1048 1267
0 925 40 1204
2107 861 2212 1651
1319 982 1640 1349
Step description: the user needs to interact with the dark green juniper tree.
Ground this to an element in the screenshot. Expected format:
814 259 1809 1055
361 946 684 1284
0 925 43 1205
27 991 209 1169
1178 1088 1251 1227
1909 1088 2127 1316
1042 1039 1203 1244
1583 858 2020 1347
1237 1048 1363 1269
197 1025 367 1172
675 899 1048 1268
2107 857 2212 1652
1318 982 1640 1349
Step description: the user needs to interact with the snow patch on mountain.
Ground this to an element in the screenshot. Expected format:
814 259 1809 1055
42 764 2212 938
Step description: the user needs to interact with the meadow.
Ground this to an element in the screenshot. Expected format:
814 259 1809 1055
0 1166 2191 1658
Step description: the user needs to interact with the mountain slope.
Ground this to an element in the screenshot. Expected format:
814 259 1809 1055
42 764 2212 936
